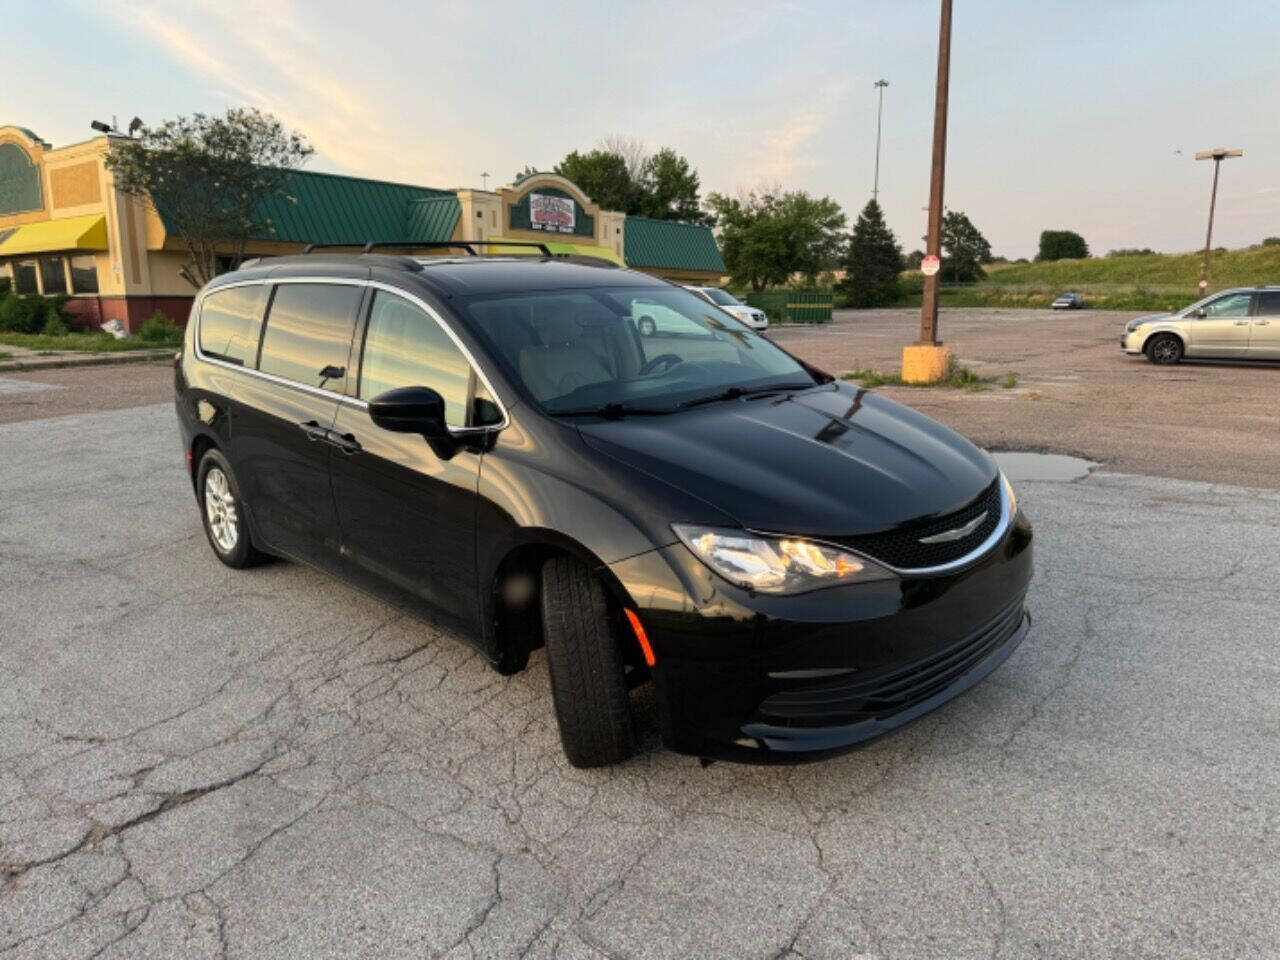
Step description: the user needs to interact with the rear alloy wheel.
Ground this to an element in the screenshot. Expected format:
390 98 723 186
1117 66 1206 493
540 556 637 768
1147 333 1183 365
197 449 268 568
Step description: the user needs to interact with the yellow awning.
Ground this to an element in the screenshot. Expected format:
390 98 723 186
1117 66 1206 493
0 215 108 256
481 237 624 265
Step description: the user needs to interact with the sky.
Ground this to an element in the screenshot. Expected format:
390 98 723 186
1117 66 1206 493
8 0 1278 259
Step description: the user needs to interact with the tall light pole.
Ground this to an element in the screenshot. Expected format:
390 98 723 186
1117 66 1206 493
872 79 889 201
918 0 952 348
1194 148 1242 294
481 171 491 191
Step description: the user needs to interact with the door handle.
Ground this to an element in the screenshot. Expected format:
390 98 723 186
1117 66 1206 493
330 432 363 455
298 419 328 441
1255 319 1270 326
1234 320 1250 325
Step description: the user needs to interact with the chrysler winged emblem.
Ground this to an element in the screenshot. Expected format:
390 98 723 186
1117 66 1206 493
918 511 987 544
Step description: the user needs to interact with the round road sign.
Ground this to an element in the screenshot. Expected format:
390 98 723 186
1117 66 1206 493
921 255 941 276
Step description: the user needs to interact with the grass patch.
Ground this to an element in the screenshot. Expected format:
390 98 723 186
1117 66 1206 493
888 243 1280 313
1002 371 1019 389
843 359 1013 393
0 331 180 352
0 351 11 360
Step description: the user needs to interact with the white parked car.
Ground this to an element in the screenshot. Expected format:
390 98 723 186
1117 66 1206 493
684 286 768 332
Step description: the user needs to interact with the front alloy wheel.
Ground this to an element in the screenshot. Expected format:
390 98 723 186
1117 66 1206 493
1147 333 1183 365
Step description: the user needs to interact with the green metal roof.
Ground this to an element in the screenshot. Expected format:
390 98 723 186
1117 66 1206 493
248 169 458 245
404 196 462 243
623 216 725 274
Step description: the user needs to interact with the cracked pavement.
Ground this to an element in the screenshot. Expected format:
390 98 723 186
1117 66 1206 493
2 402 1278 959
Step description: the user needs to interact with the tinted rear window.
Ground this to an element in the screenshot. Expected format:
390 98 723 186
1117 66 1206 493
258 283 362 391
1256 291 1280 316
198 285 266 366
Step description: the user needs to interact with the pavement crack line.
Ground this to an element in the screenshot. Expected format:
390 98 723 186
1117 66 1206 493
0 752 278 891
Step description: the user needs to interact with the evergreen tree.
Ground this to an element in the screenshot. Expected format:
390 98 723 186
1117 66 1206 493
839 199 904 307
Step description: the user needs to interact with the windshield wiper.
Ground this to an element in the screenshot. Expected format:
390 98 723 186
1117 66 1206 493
548 403 673 420
679 382 817 409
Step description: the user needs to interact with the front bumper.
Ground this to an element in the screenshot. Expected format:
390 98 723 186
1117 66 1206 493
610 510 1033 763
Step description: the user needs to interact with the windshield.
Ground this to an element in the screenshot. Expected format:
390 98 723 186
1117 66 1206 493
460 285 814 414
702 288 741 306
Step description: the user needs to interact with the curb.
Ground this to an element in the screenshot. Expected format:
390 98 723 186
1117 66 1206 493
0 349 175 372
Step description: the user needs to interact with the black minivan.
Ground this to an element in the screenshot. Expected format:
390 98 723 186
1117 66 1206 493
175 250 1032 767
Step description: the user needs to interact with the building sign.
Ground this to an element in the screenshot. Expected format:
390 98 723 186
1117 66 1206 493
529 192 575 233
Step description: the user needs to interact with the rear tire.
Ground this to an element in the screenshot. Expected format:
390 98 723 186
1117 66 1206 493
540 557 637 768
1147 333 1183 365
197 449 269 569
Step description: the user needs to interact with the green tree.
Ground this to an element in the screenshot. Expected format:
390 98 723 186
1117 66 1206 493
839 199 904 307
106 108 312 288
638 148 708 223
705 189 846 291
552 143 708 222
940 210 992 283
1037 229 1090 261
554 149 638 214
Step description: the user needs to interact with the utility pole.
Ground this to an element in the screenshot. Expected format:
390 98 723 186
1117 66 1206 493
481 171 491 191
1194 148 1242 294
872 79 889 201
918 0 952 347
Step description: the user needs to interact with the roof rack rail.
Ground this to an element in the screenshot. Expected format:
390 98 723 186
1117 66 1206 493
359 240 558 258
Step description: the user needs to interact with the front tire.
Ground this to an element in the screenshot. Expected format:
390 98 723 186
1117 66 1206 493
1147 333 1183 365
540 557 637 768
197 449 268 569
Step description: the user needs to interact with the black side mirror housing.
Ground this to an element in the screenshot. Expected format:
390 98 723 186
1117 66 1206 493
368 386 450 439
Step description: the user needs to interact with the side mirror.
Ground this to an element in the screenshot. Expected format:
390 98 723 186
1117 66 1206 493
368 386 450 439
1193 307 1207 318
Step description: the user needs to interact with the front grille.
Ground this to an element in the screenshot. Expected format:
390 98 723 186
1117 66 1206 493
835 478 1002 570
757 598 1025 723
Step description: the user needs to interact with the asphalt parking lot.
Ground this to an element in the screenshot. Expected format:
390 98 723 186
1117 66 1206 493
2 360 1278 957
772 308 1280 490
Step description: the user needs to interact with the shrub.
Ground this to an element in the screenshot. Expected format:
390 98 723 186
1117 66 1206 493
40 313 69 337
138 311 182 344
0 289 69 334
0 294 44 334
1262 237 1280 247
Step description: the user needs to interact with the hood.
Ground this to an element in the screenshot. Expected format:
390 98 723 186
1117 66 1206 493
577 383 996 537
1127 312 1172 331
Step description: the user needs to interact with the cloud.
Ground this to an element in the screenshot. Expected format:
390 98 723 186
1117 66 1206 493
101 0 454 181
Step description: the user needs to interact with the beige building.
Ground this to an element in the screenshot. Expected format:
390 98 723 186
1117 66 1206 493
0 125 725 331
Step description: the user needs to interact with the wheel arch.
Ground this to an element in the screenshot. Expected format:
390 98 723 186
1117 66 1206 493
1141 327 1186 356
188 431 219 491
484 528 638 676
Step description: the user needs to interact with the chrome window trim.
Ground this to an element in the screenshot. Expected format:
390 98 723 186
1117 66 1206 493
748 480 1014 578
191 276 510 434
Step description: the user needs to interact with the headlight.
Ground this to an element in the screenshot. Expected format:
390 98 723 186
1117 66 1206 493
673 524 896 594
1001 470 1018 517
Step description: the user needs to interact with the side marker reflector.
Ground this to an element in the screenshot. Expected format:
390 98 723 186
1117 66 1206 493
623 609 656 667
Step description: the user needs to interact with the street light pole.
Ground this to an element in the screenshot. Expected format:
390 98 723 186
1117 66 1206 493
1194 148 1242 294
918 0 952 347
872 79 889 201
